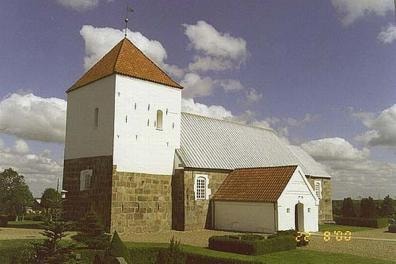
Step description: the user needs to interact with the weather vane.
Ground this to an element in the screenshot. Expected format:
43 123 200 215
124 4 134 38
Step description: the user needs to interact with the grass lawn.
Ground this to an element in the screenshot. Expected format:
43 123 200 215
319 224 374 233
1 239 394 264
125 242 396 264
6 220 44 229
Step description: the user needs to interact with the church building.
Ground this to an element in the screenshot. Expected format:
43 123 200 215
63 38 333 237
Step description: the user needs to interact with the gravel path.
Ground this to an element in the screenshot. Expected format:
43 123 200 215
306 228 396 262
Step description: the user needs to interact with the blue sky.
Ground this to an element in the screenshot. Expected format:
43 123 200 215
0 0 395 198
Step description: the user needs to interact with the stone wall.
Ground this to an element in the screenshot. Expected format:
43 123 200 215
110 169 172 238
183 169 230 230
62 156 113 231
307 177 333 223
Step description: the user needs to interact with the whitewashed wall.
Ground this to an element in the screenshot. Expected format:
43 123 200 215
113 75 181 175
277 167 319 232
64 75 115 160
214 201 276 233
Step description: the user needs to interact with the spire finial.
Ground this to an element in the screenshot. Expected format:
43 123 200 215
124 4 134 38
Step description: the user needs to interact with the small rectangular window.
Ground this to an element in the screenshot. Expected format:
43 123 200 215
94 108 99 128
314 180 322 199
80 169 92 191
286 208 290 213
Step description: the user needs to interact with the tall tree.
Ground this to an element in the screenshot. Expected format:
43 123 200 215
360 196 377 218
341 197 356 217
380 195 394 217
41 188 61 222
0 168 33 220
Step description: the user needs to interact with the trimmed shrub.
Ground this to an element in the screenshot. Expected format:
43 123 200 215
389 224 396 233
110 231 131 263
208 234 295 255
335 217 389 228
0 215 8 227
156 237 185 264
185 254 261 264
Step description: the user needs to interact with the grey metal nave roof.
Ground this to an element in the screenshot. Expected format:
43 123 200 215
288 145 330 178
177 112 331 178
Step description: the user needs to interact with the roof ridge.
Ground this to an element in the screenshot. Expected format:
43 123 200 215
121 38 182 89
113 38 126 72
181 111 275 133
234 165 298 171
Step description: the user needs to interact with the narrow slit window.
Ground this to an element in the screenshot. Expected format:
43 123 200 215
94 108 99 128
134 103 137 110
125 115 128 123
156 110 163 130
147 119 150 126
148 104 150 111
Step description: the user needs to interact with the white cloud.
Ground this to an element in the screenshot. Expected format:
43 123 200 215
181 98 233 120
354 104 396 147
301 137 396 198
57 0 100 11
331 0 393 26
245 88 263 104
218 79 244 92
184 21 248 72
14 139 29 154
0 139 62 196
0 93 66 143
301 137 369 161
79 25 183 78
180 73 215 98
378 24 396 44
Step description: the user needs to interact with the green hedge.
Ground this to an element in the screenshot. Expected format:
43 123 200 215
184 253 260 264
208 234 295 255
335 217 389 228
389 224 396 233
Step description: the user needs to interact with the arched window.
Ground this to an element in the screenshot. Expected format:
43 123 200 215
156 110 163 130
195 176 206 200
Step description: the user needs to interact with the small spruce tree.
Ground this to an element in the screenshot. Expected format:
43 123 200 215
360 196 377 218
341 197 356 217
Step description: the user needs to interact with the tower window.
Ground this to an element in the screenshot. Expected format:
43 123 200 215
148 104 150 111
80 169 92 191
147 119 150 126
166 108 168 115
134 103 137 110
156 110 163 130
94 108 99 128
172 122 175 129
125 115 128 123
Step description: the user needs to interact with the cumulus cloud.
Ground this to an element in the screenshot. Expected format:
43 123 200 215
181 98 233 120
331 0 393 26
378 24 396 44
0 93 66 143
14 139 29 154
0 138 62 196
80 25 183 78
184 20 248 72
354 104 396 147
301 137 396 198
301 137 369 161
56 0 101 11
180 73 215 98
217 79 245 92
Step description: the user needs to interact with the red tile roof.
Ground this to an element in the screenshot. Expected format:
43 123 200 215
212 165 298 202
67 38 183 93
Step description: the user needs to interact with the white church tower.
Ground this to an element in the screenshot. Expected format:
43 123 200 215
63 38 183 233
